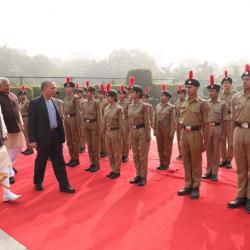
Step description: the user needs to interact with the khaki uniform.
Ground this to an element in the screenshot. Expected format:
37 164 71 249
128 100 151 178
52 97 64 119
220 90 237 162
63 94 81 161
231 91 250 199
205 99 228 175
117 98 131 157
175 99 185 156
99 98 109 154
19 100 31 149
153 102 176 167
103 103 125 173
180 96 209 188
79 97 87 150
82 97 101 166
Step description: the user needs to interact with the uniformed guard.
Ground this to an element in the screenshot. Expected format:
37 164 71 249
128 84 151 186
177 71 210 199
202 75 228 181
117 85 130 162
75 85 86 153
98 83 108 158
219 70 237 169
175 85 186 160
82 80 102 172
228 64 250 213
52 91 64 120
103 85 125 179
153 84 176 170
142 87 154 126
63 77 81 167
18 86 33 155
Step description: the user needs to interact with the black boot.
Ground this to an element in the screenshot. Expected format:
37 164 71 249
122 155 129 162
110 172 120 179
129 176 141 184
24 148 34 155
228 197 247 208
177 187 192 196
69 159 80 167
219 161 227 168
190 187 200 199
211 174 218 181
138 177 147 186
85 164 94 171
202 173 212 179
157 164 169 170
89 164 100 172
225 161 232 169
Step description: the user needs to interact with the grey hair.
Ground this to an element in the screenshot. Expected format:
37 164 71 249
41 80 54 91
0 77 10 86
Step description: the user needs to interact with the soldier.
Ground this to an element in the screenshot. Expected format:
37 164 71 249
52 91 64 120
98 84 108 158
228 64 250 213
153 84 176 170
63 77 81 167
177 71 209 199
103 86 125 179
75 86 86 153
18 86 33 155
175 85 186 160
202 75 228 181
219 70 237 169
142 87 154 126
128 85 151 186
82 80 102 172
117 85 130 162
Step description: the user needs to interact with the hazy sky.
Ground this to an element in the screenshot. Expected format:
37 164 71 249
0 0 249 66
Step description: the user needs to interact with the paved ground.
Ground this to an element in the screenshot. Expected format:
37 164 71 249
0 229 27 250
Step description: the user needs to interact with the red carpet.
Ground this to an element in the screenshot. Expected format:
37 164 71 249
0 140 249 250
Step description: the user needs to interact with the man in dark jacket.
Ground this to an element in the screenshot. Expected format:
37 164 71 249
28 80 75 193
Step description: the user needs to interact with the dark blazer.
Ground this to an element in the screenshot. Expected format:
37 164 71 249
28 96 65 144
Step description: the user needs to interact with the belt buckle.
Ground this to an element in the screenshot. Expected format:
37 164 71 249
86 119 90 123
241 123 248 128
66 114 70 118
185 126 192 132
131 125 136 129
210 122 215 127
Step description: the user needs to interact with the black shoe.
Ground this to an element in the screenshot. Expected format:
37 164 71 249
13 168 18 174
225 161 232 169
89 165 100 172
85 164 94 171
100 152 107 158
9 177 15 185
66 160 74 166
138 177 147 186
79 147 85 153
228 197 247 208
35 184 44 191
122 156 129 162
211 174 218 181
191 187 200 199
157 164 168 170
246 200 250 214
177 187 192 196
219 161 227 168
202 173 212 179
69 159 80 167
60 185 75 193
106 171 114 177
24 148 34 155
110 172 121 179
176 155 182 160
129 176 141 184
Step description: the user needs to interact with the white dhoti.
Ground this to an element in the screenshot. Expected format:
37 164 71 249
0 145 22 201
4 132 26 177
